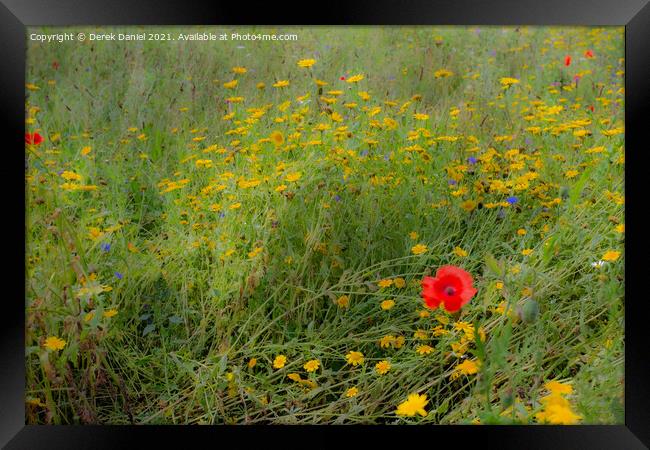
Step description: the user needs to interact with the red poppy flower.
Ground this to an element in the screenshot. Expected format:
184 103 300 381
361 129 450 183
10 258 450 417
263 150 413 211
564 55 571 66
52 61 60 70
420 265 477 313
588 105 595 112
340 76 346 80
584 50 594 58
25 132 43 146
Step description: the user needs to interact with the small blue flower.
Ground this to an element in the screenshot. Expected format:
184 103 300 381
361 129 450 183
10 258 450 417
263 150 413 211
360 150 369 157
468 157 477 165
101 243 111 252
334 195 341 202
219 212 226 218
448 179 457 186
506 196 519 205
114 272 123 280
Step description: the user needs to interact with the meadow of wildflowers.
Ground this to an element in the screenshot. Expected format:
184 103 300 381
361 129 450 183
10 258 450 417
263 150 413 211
25 26 624 424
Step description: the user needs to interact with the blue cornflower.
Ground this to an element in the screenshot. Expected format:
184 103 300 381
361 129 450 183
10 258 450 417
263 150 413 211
468 156 477 165
101 243 111 252
114 272 123 280
448 179 457 186
506 196 519 205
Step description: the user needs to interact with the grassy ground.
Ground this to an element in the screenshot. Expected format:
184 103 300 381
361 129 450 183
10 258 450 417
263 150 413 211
25 26 624 424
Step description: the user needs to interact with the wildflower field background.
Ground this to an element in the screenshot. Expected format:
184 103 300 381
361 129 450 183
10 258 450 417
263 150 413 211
25 26 625 424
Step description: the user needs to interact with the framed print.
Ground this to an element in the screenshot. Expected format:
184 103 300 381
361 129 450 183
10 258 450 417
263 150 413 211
2 0 649 448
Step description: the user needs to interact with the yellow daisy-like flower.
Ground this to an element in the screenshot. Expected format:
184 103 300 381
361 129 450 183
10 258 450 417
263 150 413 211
248 247 263 258
434 69 454 78
273 80 290 88
413 329 428 340
602 250 621 261
544 380 573 395
453 246 468 257
461 200 477 212
381 299 396 310
285 172 302 182
345 387 359 398
521 248 533 256
517 228 527 236
499 77 520 87
273 355 287 369
377 279 393 288
345 351 364 366
336 295 350 308
416 345 434 355
304 359 320 372
103 309 118 318
395 393 429 417
455 359 481 376
270 131 284 146
297 59 316 68
287 373 302 382
538 404 582 425
223 79 238 89
393 277 406 288
375 360 391 375
247 358 257 369
379 335 396 348
411 244 428 255
61 171 82 181
346 74 364 83
43 336 66 351
409 231 419 240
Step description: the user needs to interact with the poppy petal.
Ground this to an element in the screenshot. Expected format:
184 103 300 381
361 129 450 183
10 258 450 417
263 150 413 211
443 295 462 312
436 265 473 288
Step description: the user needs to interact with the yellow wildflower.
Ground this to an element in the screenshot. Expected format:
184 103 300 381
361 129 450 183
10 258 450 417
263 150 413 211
44 336 66 351
395 393 429 417
273 355 287 369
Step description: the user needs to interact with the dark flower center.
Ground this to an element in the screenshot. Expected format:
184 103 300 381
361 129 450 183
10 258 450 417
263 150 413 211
444 286 456 296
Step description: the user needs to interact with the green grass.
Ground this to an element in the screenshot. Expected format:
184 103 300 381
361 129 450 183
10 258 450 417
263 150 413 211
25 25 624 424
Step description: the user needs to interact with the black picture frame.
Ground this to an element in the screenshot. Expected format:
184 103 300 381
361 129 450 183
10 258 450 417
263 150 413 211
2 0 648 448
